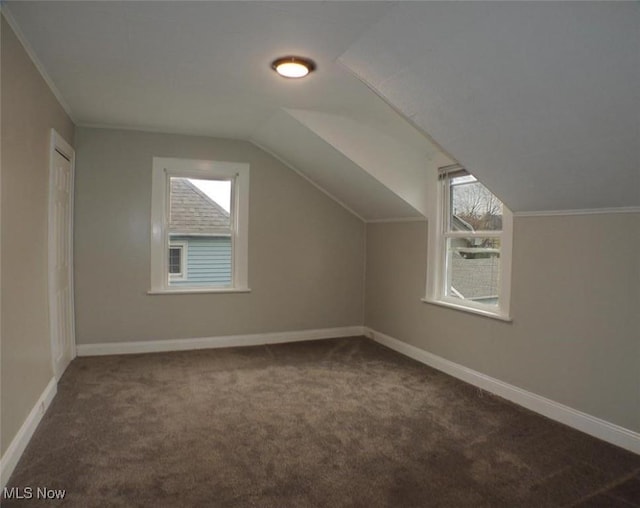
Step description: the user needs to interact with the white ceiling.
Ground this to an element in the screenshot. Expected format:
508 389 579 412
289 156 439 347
6 0 450 221
340 1 640 212
5 1 638 216
6 1 397 138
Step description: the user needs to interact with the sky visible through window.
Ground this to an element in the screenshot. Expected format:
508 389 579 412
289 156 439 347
190 179 231 212
451 175 503 232
446 175 504 306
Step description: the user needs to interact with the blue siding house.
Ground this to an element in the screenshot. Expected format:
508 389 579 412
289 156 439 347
168 178 232 287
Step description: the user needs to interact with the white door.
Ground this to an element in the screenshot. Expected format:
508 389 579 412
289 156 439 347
49 143 75 379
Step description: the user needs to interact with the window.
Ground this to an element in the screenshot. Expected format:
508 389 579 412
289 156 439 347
150 158 250 294
426 164 512 320
168 242 187 280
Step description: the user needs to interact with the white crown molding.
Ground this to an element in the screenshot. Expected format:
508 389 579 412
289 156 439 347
366 327 640 455
1 8 75 123
77 326 365 357
367 217 426 224
249 139 367 223
76 122 243 141
0 378 57 490
514 206 640 218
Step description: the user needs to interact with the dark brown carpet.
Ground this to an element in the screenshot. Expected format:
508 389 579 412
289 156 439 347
4 337 640 507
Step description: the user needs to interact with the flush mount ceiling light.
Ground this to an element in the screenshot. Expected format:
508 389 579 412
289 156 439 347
271 56 316 78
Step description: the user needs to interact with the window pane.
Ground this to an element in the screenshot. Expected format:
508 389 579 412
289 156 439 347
450 177 503 232
446 237 501 306
168 247 182 274
168 177 232 287
169 177 231 231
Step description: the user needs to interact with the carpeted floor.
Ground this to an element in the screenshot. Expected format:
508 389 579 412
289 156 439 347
4 337 640 507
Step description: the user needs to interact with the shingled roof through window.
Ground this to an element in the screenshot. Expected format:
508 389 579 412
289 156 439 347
169 178 230 235
451 256 499 300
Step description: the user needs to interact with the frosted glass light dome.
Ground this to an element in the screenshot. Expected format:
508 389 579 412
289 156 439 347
271 57 316 79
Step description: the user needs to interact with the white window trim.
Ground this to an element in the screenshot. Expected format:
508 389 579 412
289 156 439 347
150 157 250 294
424 166 513 321
168 241 188 281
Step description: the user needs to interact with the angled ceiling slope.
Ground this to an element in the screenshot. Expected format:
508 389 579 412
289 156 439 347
282 109 452 216
340 2 640 213
4 0 452 222
251 110 423 222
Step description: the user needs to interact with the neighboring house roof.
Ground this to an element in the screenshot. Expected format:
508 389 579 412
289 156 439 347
169 178 230 235
453 214 502 232
451 256 499 300
452 215 474 232
450 224 500 300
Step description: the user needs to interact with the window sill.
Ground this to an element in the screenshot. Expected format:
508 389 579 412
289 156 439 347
421 297 512 323
148 287 251 295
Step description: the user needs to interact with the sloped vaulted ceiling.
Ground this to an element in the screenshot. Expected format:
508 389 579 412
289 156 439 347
251 109 424 221
251 107 453 219
339 2 640 213
5 2 638 217
4 0 448 222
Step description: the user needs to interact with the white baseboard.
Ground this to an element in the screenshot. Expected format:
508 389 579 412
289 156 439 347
0 377 57 489
367 327 640 455
77 326 366 357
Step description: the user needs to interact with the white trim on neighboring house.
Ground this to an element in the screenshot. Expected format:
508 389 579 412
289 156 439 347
168 240 188 281
1 7 75 122
366 327 640 455
76 326 366 356
0 378 57 489
514 206 640 217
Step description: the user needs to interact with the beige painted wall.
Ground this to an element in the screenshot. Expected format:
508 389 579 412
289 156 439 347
74 127 365 344
365 215 640 432
1 16 75 454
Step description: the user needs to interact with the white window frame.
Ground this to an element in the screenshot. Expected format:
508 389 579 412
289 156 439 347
149 157 250 294
168 241 188 281
424 164 513 321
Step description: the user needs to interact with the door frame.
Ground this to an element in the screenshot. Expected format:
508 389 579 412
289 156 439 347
48 129 76 379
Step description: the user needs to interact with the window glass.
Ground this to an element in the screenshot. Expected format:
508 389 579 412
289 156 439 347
450 175 503 232
445 237 501 307
150 157 250 293
167 178 232 287
168 246 182 275
431 168 511 316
